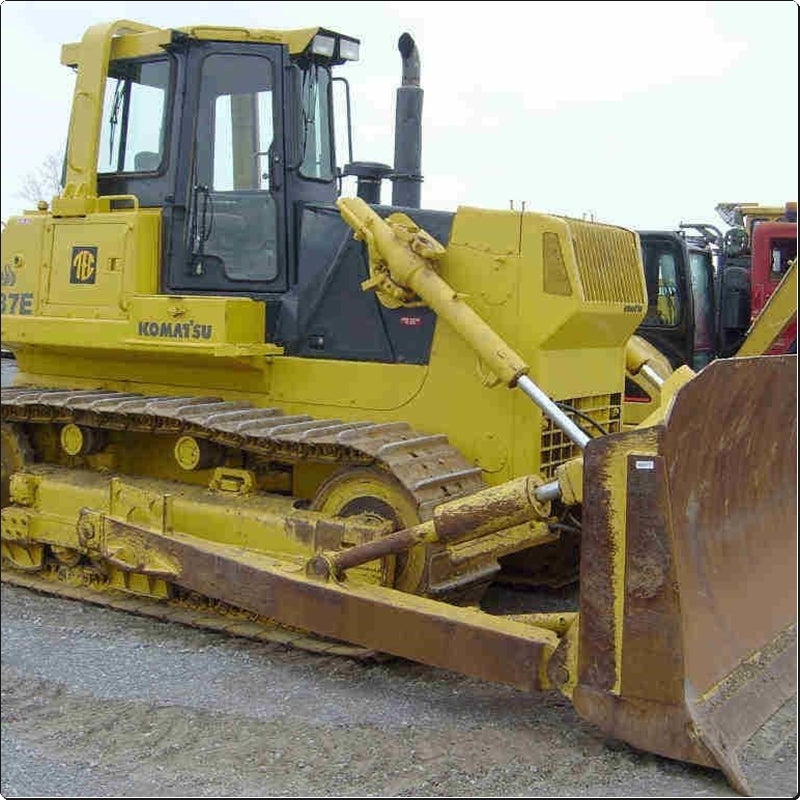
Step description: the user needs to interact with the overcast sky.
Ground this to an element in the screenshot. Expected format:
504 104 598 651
1 0 797 229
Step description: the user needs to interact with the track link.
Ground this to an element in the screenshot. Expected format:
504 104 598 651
1 387 485 519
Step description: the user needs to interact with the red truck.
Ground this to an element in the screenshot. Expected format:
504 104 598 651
714 201 797 356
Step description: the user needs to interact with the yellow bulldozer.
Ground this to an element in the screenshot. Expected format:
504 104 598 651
1 20 796 796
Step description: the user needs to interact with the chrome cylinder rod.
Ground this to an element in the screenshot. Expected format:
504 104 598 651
641 363 665 388
516 375 591 449
533 480 562 503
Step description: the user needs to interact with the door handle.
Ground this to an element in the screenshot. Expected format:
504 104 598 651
270 153 282 191
255 146 281 192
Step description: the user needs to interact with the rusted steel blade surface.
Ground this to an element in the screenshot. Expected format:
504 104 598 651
97 516 558 693
662 356 797 796
575 356 797 796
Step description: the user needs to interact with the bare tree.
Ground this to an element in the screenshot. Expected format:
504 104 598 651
18 149 64 205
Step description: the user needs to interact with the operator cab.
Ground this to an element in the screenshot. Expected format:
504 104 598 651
636 231 715 370
89 27 357 304
56 22 438 365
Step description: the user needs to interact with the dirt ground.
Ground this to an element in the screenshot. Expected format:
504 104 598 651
1 582 747 799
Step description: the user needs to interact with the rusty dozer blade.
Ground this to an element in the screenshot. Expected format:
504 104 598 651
574 355 797 796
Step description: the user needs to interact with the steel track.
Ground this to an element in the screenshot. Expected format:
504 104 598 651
1 386 485 520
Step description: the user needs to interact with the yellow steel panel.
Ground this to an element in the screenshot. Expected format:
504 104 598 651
4 316 277 360
127 295 267 346
1 215 47 321
269 357 426 411
176 25 320 53
62 24 323 66
448 206 522 254
33 207 159 318
45 222 129 313
534 347 623 400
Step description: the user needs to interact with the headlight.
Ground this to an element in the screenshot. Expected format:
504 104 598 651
311 34 335 57
339 38 360 61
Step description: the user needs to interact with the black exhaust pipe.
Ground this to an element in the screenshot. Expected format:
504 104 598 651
391 33 423 208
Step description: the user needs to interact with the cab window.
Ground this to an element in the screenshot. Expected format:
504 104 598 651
299 65 334 181
769 237 797 279
192 52 279 283
689 251 714 368
98 59 170 174
213 92 274 192
641 242 682 327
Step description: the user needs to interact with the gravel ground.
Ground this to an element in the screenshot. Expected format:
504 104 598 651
1 584 740 798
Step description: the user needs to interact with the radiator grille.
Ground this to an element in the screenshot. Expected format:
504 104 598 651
539 393 622 479
566 219 646 305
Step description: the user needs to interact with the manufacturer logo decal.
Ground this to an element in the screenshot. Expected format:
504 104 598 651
136 320 214 340
1 263 16 287
70 247 98 284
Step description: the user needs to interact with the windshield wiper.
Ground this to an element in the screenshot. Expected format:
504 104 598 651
108 78 125 165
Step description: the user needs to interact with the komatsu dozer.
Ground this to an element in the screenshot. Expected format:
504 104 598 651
1 20 796 796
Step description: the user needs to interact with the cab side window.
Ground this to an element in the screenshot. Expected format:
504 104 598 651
641 243 682 327
769 237 797 278
98 60 170 174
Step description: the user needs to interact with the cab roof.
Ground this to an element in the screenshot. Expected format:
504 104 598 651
61 21 358 67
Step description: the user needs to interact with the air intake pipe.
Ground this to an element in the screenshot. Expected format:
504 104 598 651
391 33 423 208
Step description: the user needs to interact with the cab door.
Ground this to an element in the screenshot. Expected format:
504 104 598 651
166 43 288 294
636 232 694 369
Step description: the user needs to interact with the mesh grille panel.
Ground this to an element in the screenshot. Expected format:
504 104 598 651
539 393 622 479
566 219 646 304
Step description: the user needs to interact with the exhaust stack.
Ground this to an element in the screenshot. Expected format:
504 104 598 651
391 33 423 208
